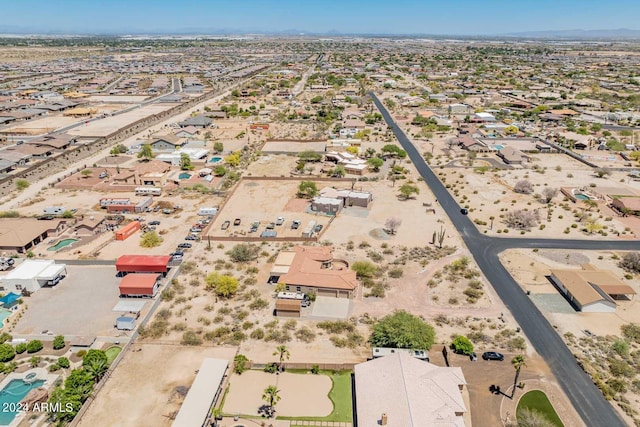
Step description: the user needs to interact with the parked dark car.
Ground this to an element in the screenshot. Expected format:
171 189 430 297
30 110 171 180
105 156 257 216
314 224 323 233
177 243 192 249
170 250 184 257
185 235 198 241
233 218 241 226
291 220 301 230
148 220 160 226
482 351 504 361
460 208 469 215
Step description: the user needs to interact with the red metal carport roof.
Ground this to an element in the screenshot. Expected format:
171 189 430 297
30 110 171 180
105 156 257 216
119 273 160 291
115 255 171 272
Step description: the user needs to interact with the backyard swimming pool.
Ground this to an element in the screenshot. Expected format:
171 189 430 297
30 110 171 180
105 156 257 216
575 194 590 200
46 238 78 252
209 156 222 164
492 144 504 150
178 173 192 180
0 309 11 326
0 379 45 425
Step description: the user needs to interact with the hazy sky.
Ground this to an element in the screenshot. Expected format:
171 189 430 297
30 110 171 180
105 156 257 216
2 0 639 35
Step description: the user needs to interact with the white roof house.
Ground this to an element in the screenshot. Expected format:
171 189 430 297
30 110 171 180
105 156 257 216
355 352 467 427
156 148 209 166
0 260 67 293
172 358 229 427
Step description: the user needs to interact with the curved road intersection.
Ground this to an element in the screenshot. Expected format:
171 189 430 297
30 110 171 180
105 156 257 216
370 92 634 427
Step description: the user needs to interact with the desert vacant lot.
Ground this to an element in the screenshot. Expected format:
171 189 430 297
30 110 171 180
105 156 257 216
77 344 237 427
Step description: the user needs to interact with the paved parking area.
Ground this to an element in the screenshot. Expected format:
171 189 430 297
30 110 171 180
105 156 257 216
310 296 351 319
14 265 121 336
530 293 576 314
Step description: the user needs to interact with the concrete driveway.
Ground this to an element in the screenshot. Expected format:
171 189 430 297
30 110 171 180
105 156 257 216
310 296 351 319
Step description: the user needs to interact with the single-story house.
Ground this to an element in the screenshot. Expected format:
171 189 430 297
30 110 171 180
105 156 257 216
458 135 487 151
0 260 67 294
497 146 528 164
549 268 636 312
611 197 640 215
118 273 161 297
147 135 187 151
0 218 67 253
354 352 467 427
311 196 343 215
473 112 496 122
271 246 358 298
0 159 16 174
177 115 213 129
73 215 106 235
275 298 301 317
318 187 373 208
174 126 200 138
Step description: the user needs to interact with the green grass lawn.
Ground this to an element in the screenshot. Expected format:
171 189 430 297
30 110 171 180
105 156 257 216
279 371 353 423
517 390 564 427
105 346 122 365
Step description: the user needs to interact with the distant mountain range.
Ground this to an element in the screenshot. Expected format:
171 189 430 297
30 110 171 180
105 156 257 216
0 25 639 40
503 28 640 39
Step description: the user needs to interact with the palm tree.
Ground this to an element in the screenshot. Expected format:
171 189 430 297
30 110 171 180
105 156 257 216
273 345 290 373
85 359 108 383
262 385 281 418
511 355 527 398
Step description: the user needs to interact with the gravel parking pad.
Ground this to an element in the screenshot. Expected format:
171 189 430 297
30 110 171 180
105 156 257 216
14 265 122 336
310 296 351 319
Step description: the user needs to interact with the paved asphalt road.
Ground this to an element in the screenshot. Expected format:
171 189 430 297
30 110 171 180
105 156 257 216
370 92 630 427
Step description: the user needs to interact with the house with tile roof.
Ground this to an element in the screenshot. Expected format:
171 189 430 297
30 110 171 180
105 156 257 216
270 246 358 298
355 352 468 427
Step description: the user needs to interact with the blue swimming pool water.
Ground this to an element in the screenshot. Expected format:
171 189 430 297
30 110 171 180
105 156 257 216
178 173 192 180
493 144 504 150
208 156 222 163
47 238 78 252
0 309 11 325
0 379 45 425
575 193 590 200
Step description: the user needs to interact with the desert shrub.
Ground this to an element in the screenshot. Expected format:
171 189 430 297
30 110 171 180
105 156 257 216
317 321 354 334
26 340 43 354
609 359 634 377
619 252 640 274
621 324 640 343
234 354 249 374
250 328 265 340
227 244 260 262
57 357 70 369
451 335 474 355
388 268 404 278
514 180 534 194
507 337 527 351
264 363 278 373
351 261 378 278
181 331 202 346
0 344 15 362
295 327 316 343
249 298 269 310
504 209 539 230
53 335 66 350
